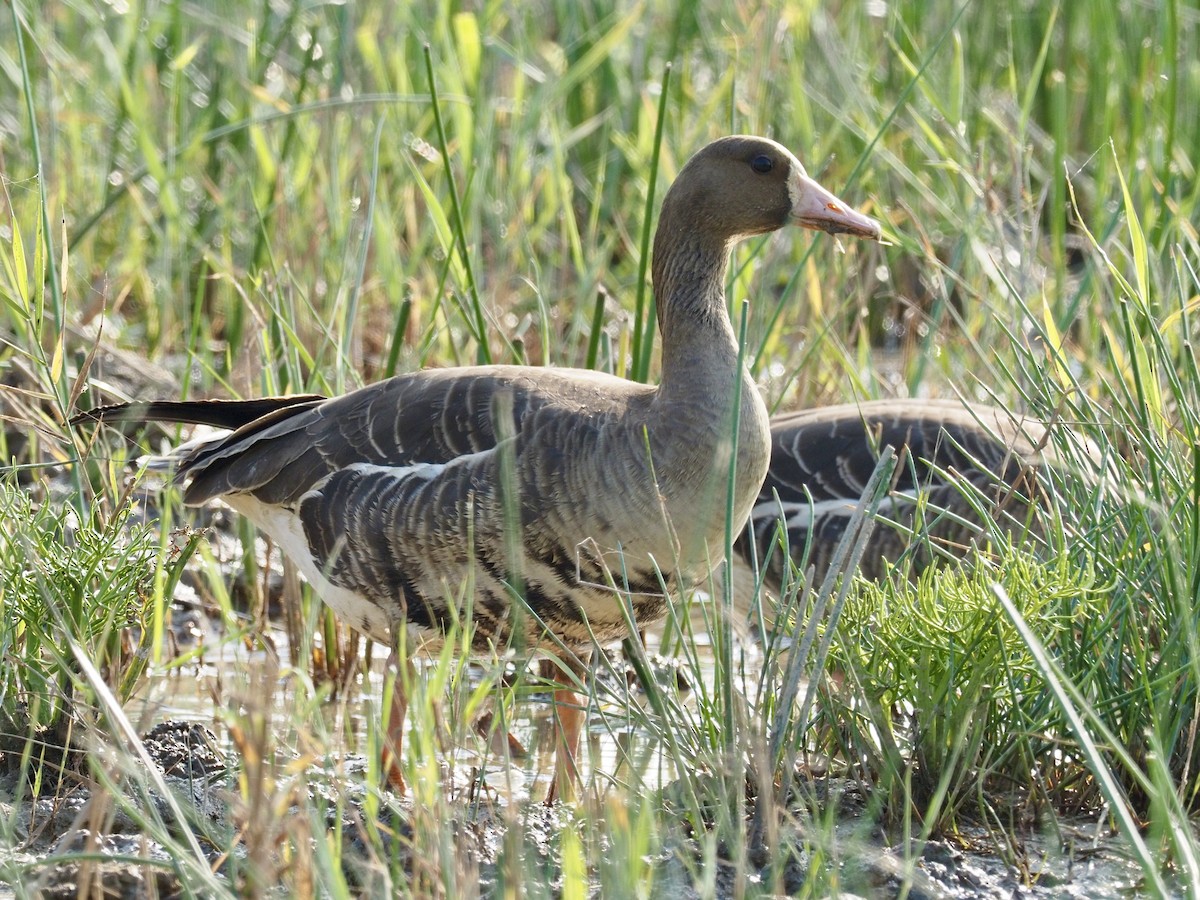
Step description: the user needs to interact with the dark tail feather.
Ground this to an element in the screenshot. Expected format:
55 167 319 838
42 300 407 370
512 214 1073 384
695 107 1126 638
70 395 328 430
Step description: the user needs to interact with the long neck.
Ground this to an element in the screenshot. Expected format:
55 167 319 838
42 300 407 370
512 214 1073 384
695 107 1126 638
651 204 740 395
643 202 771 573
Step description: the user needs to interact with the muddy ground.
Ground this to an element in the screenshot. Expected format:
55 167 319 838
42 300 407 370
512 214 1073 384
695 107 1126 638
0 710 1152 898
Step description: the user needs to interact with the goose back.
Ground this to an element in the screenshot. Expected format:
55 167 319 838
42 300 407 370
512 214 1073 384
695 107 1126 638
173 366 719 649
740 399 1052 588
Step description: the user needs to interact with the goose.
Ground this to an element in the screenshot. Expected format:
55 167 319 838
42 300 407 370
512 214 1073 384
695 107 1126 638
737 398 1053 595
73 135 882 801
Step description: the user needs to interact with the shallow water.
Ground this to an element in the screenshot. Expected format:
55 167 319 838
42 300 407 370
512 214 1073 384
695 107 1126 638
108 614 1174 899
124 612 686 803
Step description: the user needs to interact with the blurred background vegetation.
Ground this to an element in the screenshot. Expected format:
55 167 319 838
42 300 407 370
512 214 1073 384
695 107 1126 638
3 1 1192 415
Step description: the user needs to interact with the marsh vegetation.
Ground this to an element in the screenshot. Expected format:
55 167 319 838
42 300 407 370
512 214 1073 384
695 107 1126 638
1 1 1199 896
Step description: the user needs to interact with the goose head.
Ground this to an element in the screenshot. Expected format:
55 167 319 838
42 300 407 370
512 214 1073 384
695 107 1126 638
651 136 880 325
656 135 881 248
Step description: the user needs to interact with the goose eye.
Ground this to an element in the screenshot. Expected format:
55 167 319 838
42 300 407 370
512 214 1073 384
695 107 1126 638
750 155 774 174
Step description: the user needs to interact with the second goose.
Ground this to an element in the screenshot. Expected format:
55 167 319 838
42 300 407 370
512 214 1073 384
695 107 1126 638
739 398 1054 592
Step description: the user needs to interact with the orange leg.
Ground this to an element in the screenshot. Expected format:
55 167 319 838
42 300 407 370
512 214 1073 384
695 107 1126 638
545 652 590 805
381 646 414 794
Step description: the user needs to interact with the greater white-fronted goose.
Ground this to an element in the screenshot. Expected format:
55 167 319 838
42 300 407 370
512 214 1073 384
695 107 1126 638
738 398 1052 593
73 135 881 801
